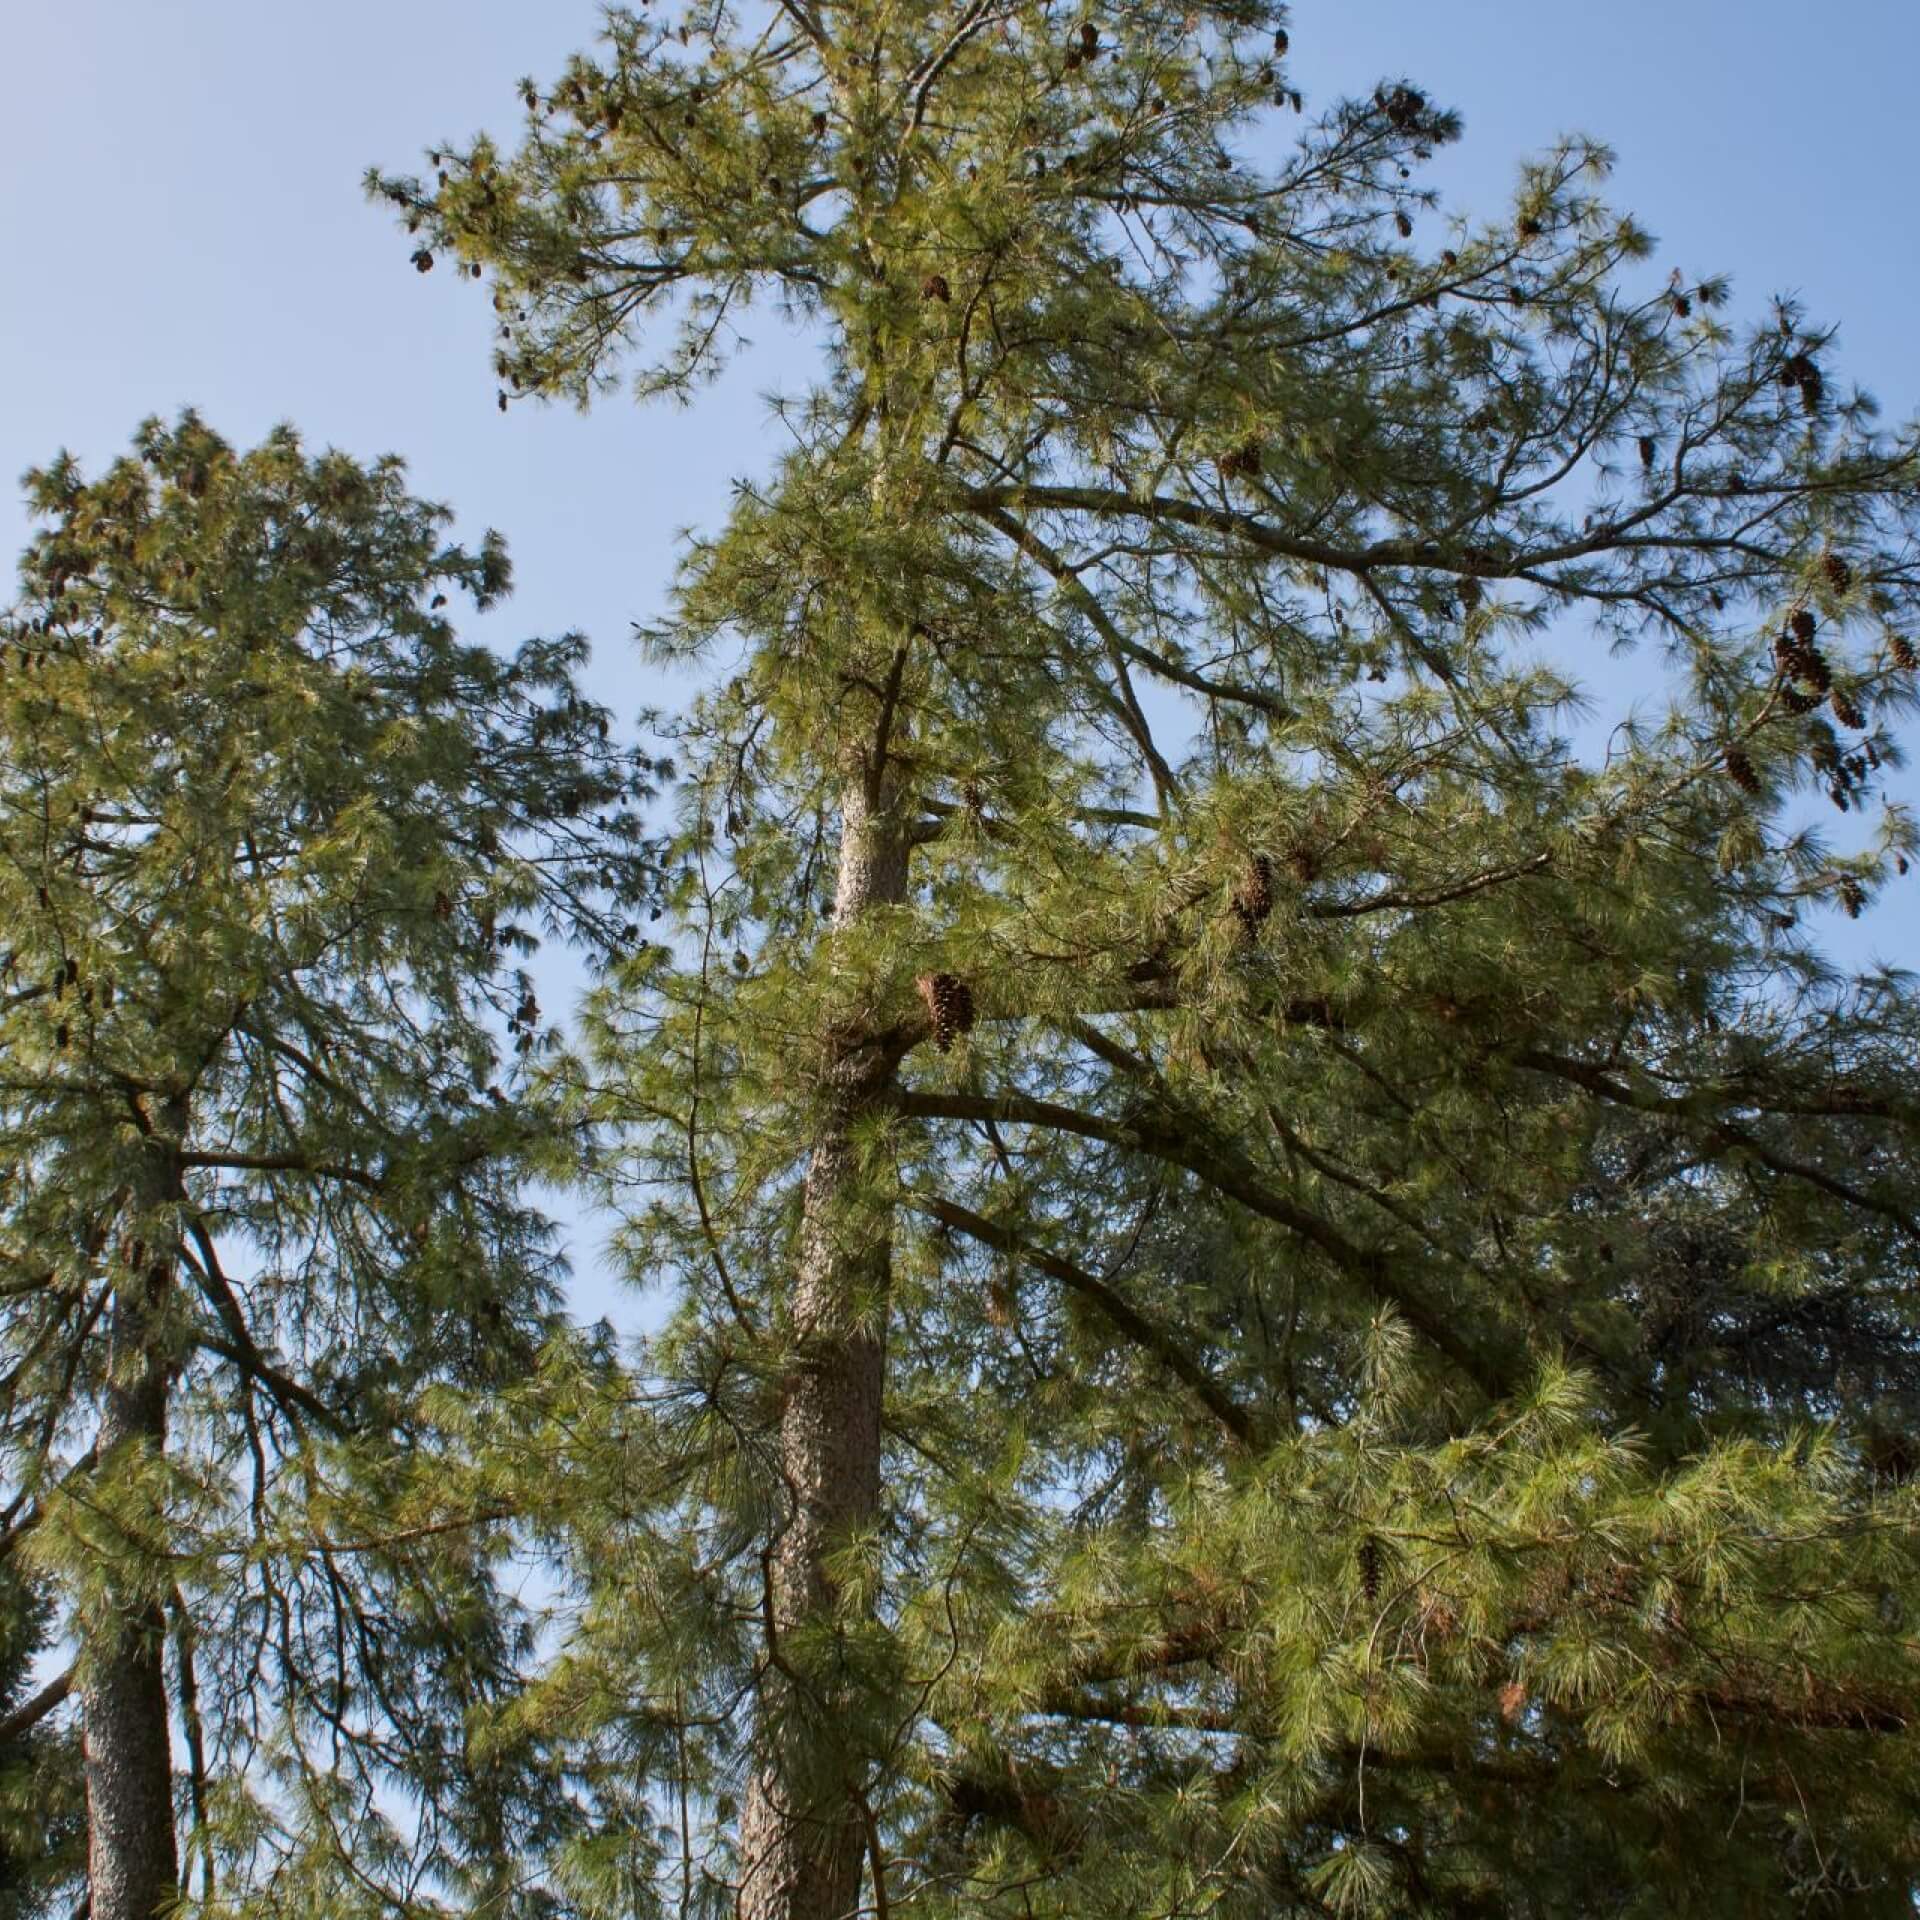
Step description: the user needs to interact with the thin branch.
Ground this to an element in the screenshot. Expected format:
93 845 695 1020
908 1192 1255 1445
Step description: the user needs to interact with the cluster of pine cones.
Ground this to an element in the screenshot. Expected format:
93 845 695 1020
1806 719 1879 814
1780 351 1824 416
1775 608 1831 699
917 971 976 1053
1774 609 1866 726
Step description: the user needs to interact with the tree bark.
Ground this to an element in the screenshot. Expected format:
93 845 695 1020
82 1135 181 1920
737 772 908 1920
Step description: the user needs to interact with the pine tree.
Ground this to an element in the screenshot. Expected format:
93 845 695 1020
0 1568 83 1916
0 416 657 1917
377 5 1920 1914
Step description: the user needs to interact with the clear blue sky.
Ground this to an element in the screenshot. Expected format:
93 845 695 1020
5 1 1917 1319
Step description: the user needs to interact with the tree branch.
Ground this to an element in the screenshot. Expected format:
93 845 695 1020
907 1192 1256 1446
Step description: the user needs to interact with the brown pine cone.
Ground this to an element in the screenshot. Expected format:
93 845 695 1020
1232 853 1274 926
917 972 976 1052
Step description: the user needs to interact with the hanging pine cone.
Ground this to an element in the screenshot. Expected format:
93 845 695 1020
917 972 976 1053
1218 438 1265 481
1232 853 1274 928
1638 435 1656 469
1790 608 1817 647
1781 686 1823 714
1831 687 1865 731
1837 876 1866 919
1890 635 1916 671
1722 747 1761 795
1823 553 1854 596
1358 1534 1383 1605
985 1273 1014 1328
920 272 952 303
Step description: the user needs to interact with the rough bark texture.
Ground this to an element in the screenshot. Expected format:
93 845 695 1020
82 1140 181 1920
737 772 909 1920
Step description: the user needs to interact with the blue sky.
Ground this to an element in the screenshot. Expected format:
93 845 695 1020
5 0 1917 1320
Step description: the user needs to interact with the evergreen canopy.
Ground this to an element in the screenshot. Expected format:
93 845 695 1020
0 416 657 1917
373 2 1920 1914
4 2 1919 1916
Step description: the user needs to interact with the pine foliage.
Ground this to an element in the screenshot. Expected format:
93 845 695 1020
0 417 659 1913
368 0 1920 1911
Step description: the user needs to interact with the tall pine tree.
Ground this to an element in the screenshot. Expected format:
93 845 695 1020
0 415 657 1917
377 5 1920 1913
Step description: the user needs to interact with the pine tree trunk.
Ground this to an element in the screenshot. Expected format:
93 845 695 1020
737 772 908 1920
82 1141 181 1920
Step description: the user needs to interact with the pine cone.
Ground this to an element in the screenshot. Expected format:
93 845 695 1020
1358 1535 1383 1605
1823 552 1854 596
917 972 976 1053
1831 688 1865 731
920 272 952 303
1890 635 1916 671
1837 876 1866 919
1790 608 1817 647
1722 748 1761 795
1218 438 1265 481
1231 853 1274 926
